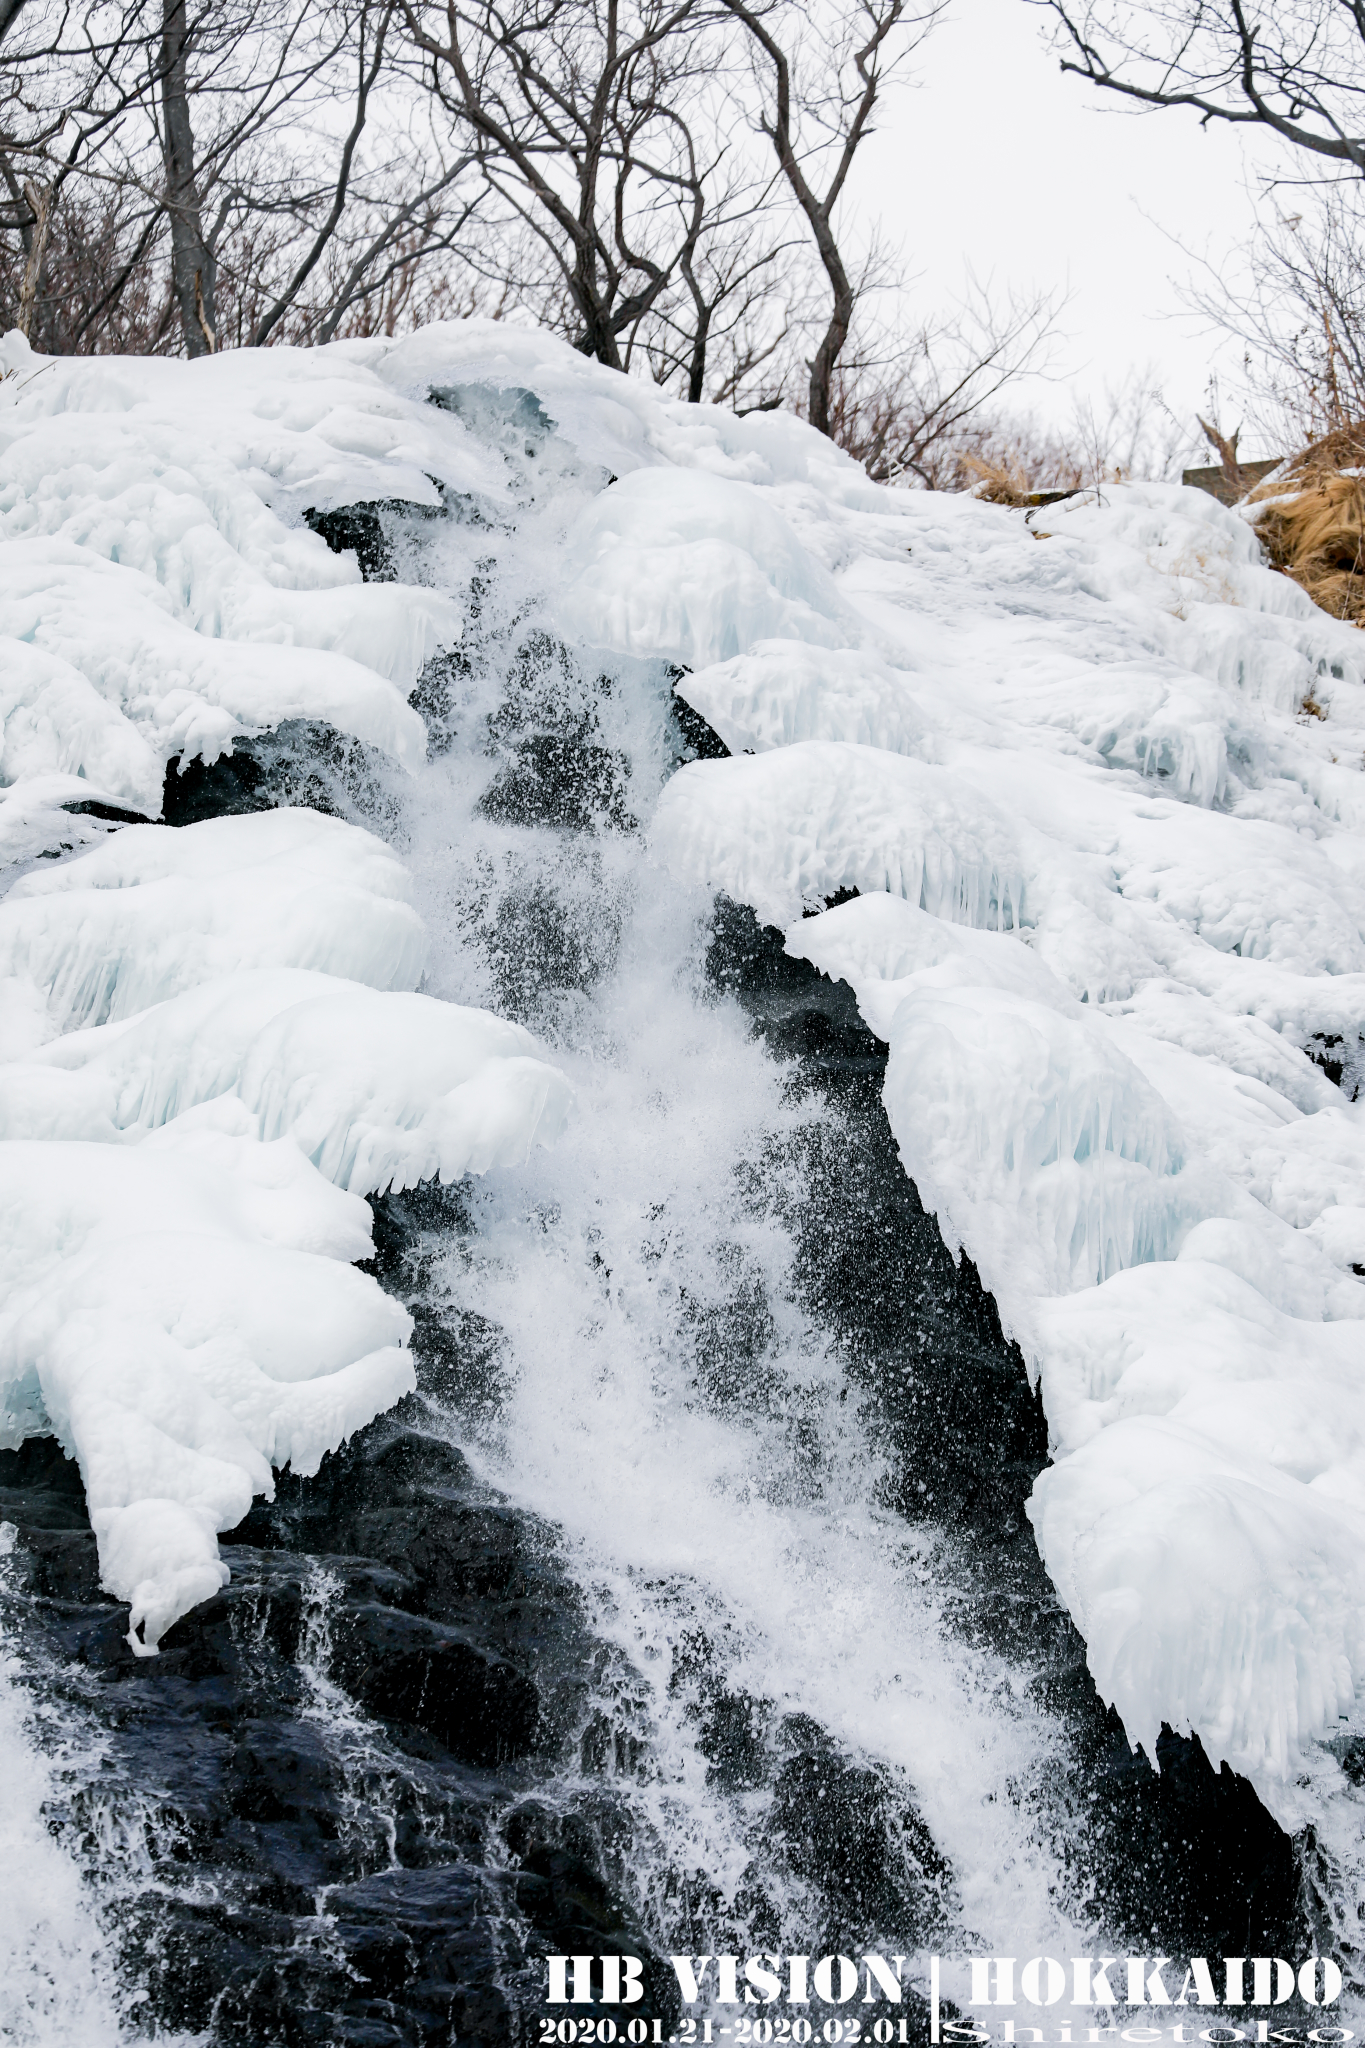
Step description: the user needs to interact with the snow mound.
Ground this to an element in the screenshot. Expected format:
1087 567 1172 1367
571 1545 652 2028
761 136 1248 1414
676 640 931 758
0 807 426 1040
1 974 573 1193
241 987 573 1191
0 1130 414 1651
792 895 1197 1302
655 742 1027 930
0 801 570 1649
1029 1263 1365 1783
559 468 855 665
0 538 431 806
0 332 480 810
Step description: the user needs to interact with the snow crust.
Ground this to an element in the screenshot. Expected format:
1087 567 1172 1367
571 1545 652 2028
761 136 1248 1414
3 317 1365 1808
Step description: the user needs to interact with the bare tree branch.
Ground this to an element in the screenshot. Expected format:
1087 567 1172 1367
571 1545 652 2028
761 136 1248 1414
721 0 940 434
1040 0 1365 176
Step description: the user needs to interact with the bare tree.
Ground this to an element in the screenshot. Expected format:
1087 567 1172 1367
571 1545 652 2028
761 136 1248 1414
1041 0 1365 178
0 0 486 353
1 0 190 356
398 0 723 368
818 274 1062 483
14 171 50 334
161 0 216 349
1182 191 1365 442
721 0 941 435
618 166 806 401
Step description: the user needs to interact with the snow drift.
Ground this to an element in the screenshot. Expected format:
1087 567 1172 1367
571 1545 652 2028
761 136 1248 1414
2 323 1364 1816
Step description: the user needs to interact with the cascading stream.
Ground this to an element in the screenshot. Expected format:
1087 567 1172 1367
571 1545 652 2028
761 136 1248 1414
0 365 1355 2045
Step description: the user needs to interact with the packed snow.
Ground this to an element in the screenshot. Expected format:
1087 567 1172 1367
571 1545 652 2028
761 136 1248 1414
2 319 1364 1833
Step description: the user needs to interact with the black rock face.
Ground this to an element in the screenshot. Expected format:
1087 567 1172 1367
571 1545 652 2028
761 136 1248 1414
302 499 452 583
0 1388 681 2044
161 718 401 831
477 731 636 835
1306 1028 1365 1102
704 898 1310 1966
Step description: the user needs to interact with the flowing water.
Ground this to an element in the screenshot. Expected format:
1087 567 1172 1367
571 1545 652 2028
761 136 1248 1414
0 398 1333 2043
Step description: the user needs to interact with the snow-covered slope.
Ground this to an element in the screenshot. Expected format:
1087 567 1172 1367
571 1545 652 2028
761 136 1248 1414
0 337 580 1648
651 476 1365 1805
650 476 1365 1807
2 324 1363 1821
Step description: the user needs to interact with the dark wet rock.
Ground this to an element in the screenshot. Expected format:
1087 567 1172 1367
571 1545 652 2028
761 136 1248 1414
304 500 404 581
708 893 888 1086
770 1726 949 1953
670 672 729 762
61 796 157 825
491 629 585 739
706 893 1311 1963
0 1431 95 1530
665 1631 950 1971
1307 1027 1364 1101
408 563 494 752
487 870 626 1018
1079 1720 1304 1960
0 1366 672 2044
162 718 400 831
0 1437 104 1604
707 895 1046 1533
697 1686 770 1794
501 1801 682 2026
303 497 453 582
333 1604 541 1765
478 731 635 833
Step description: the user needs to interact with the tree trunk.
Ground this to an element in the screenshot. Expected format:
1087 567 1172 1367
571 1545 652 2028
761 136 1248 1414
161 0 217 355
16 177 52 341
806 252 853 436
573 297 624 368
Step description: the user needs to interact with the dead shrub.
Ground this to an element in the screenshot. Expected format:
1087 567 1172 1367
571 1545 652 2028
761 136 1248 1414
1249 426 1365 623
958 452 1034 506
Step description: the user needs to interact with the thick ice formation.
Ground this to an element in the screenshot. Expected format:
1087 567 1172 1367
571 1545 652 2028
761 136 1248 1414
0 790 568 1649
0 807 426 1046
1 1127 414 1648
649 468 1365 1802
1 972 572 1190
653 743 1028 931
2 320 1364 1812
0 334 475 810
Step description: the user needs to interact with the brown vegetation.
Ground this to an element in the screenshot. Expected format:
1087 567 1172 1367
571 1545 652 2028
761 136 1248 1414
956 452 1082 507
1248 428 1365 623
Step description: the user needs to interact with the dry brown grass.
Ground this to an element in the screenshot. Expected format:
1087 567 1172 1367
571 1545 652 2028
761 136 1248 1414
957 451 1081 509
1248 426 1365 623
958 452 1035 506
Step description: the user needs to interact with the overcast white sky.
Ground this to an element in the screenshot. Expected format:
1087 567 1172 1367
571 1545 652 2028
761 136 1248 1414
850 0 1295 457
